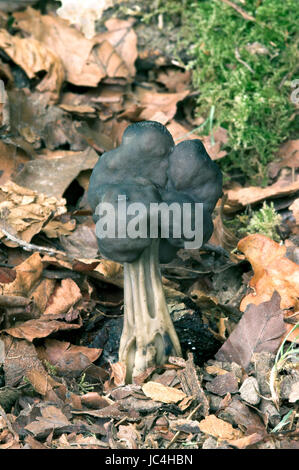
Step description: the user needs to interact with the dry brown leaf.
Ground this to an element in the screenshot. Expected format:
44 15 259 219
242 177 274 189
94 18 138 77
25 405 70 437
224 173 299 213
206 365 229 376
142 381 186 404
228 432 264 449
238 234 299 311
4 318 81 342
198 414 242 440
156 68 191 93
80 392 113 409
268 140 299 178
59 217 99 259
44 279 82 316
215 292 286 369
42 218 76 238
13 8 105 86
0 252 42 297
0 181 69 245
205 372 239 396
166 121 228 159
136 87 189 124
14 147 99 198
14 7 135 86
0 142 30 187
0 29 64 103
3 336 47 386
25 369 58 396
37 338 102 376
110 361 127 387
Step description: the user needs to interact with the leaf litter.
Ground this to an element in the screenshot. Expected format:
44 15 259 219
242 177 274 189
0 1 298 450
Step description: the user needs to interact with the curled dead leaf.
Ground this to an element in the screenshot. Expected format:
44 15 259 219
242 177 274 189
0 252 42 297
224 173 299 213
44 279 82 316
0 29 64 103
142 381 186 404
238 234 299 311
4 318 81 342
0 181 69 245
198 414 243 440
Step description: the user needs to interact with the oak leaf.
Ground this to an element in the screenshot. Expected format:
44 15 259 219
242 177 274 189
238 234 299 311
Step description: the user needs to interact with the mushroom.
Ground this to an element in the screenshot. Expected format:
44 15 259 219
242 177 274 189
88 121 222 382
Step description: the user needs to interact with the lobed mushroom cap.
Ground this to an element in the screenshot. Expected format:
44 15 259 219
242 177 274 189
88 121 222 263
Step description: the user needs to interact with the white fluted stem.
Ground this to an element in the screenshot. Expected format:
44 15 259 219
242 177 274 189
119 239 182 383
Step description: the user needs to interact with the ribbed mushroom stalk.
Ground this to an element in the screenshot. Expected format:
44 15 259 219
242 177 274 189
120 239 181 382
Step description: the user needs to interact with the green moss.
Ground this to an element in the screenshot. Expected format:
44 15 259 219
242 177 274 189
225 201 282 240
143 0 299 183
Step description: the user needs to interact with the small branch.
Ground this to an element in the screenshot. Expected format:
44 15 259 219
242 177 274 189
1 227 66 258
235 48 254 73
216 0 256 22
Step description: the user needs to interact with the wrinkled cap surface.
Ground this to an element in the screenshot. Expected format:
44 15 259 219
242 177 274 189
88 121 223 263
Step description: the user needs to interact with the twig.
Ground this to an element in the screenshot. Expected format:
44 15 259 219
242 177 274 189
166 403 202 449
216 0 256 22
235 48 255 74
1 227 66 258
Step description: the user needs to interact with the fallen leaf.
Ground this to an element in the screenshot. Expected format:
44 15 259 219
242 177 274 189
198 414 242 440
25 369 58 396
205 372 239 396
136 87 189 124
0 29 64 103
156 68 191 93
37 339 102 376
14 147 99 198
14 7 135 86
80 392 113 409
110 361 126 387
59 218 99 259
268 140 299 178
0 142 30 187
215 292 285 369
205 365 229 376
238 234 299 311
3 337 47 386
94 18 138 77
166 121 228 159
0 181 69 245
0 268 16 285
224 173 299 213
228 432 264 449
44 278 82 316
25 405 70 437
218 396 266 436
4 318 81 342
142 381 186 404
0 252 42 297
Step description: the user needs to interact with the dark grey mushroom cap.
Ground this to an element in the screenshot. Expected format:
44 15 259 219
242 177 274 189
88 121 223 263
